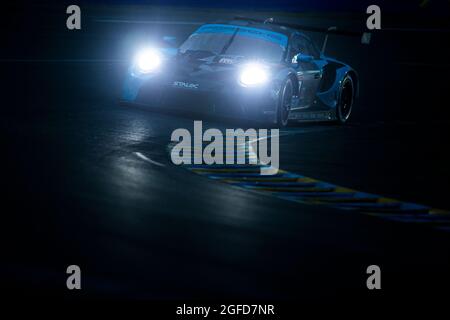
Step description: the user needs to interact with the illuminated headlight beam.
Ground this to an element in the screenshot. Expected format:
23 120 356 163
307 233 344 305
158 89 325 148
135 49 161 73
239 63 269 87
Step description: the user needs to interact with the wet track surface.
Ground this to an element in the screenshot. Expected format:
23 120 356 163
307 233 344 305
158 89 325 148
2 5 450 301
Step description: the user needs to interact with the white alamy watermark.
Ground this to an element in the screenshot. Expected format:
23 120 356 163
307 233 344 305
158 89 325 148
170 121 279 175
66 5 81 30
66 265 81 290
366 265 381 290
366 5 381 30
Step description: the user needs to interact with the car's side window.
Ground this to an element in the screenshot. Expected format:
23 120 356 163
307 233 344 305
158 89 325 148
305 38 320 59
289 35 311 63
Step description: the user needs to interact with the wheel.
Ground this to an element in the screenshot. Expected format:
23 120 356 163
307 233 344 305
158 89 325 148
336 74 355 124
276 78 293 127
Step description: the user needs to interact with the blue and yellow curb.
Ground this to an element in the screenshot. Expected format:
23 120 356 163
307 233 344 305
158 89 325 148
168 143 450 231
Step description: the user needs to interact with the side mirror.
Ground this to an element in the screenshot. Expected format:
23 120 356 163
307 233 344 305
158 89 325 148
163 36 177 47
292 53 314 65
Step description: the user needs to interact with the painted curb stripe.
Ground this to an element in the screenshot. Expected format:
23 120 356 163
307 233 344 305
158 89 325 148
194 167 448 230
168 143 450 231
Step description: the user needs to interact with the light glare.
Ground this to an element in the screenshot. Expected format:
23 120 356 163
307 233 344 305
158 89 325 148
240 63 268 86
136 49 161 73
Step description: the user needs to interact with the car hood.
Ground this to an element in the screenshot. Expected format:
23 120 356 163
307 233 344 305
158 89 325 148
164 52 281 90
170 53 245 81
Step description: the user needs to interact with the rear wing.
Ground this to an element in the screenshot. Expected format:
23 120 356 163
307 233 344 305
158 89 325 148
232 16 372 53
281 22 372 52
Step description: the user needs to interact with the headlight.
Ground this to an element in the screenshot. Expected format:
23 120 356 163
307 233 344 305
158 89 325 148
239 63 269 87
135 49 161 73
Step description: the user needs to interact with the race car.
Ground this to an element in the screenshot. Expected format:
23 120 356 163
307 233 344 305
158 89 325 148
121 17 360 127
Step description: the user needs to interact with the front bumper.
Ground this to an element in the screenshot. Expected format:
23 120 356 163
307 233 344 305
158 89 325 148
121 71 280 123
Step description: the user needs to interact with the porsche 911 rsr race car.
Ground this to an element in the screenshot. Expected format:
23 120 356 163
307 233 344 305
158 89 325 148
121 18 359 127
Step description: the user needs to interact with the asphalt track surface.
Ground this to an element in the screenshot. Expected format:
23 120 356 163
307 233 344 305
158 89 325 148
1 4 450 304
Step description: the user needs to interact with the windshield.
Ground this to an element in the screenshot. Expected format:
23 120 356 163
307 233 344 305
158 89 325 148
179 24 288 62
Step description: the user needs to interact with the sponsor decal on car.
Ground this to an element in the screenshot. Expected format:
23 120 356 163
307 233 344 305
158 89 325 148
173 81 199 89
219 57 234 64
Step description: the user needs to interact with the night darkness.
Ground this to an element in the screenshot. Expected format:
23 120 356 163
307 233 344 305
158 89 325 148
1 0 450 315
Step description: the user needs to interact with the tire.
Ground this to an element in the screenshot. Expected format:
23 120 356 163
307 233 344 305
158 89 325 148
336 74 355 124
276 78 294 127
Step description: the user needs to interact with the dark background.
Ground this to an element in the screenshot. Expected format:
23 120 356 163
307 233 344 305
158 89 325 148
1 0 450 308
